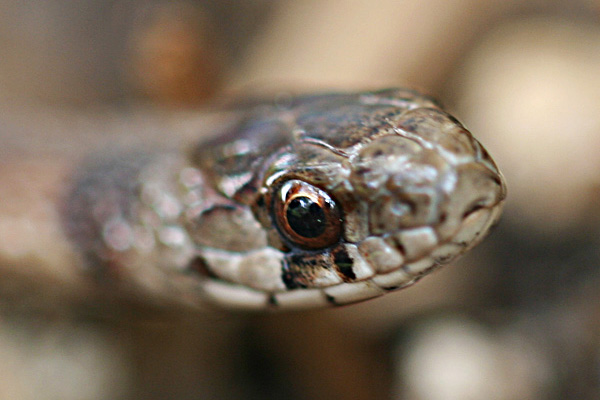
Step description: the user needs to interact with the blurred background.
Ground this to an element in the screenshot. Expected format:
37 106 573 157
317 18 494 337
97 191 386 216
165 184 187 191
1 0 600 399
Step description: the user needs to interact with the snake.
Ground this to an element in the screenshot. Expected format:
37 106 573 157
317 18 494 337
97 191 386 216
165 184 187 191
62 88 506 310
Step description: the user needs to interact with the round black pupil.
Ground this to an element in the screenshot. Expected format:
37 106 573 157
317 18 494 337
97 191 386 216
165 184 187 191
286 196 326 238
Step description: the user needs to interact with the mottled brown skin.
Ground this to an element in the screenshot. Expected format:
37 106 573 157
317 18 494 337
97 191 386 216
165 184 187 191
64 89 506 309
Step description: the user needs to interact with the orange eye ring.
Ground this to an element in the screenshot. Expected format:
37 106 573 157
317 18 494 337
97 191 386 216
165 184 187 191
272 179 342 249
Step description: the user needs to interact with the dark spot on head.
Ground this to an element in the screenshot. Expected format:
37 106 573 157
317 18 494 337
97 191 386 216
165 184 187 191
281 270 300 290
290 253 304 265
281 258 305 290
255 195 265 207
333 247 355 281
281 270 299 289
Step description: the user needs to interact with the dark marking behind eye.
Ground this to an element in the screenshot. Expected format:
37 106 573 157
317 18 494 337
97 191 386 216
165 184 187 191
281 258 305 290
333 247 355 281
282 273 300 289
255 195 265 207
282 270 301 290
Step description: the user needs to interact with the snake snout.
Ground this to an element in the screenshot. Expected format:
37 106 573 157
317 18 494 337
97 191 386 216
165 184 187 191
349 134 450 235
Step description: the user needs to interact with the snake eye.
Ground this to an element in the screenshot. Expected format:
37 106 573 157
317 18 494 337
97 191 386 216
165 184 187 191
273 180 342 249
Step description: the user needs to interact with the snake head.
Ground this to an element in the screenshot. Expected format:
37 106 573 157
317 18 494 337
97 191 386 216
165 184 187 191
191 89 506 309
64 89 505 310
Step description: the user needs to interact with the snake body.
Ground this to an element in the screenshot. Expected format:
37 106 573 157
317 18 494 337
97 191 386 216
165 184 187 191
64 89 506 310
